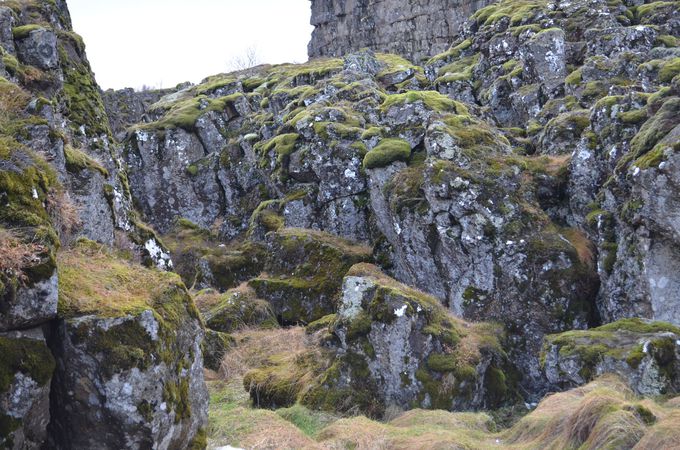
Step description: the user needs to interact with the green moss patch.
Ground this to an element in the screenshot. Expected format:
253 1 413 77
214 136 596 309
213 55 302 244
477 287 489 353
64 145 109 176
381 90 467 114
0 336 55 394
363 138 411 169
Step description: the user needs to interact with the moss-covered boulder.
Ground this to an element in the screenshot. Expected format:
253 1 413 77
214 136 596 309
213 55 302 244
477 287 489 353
196 286 277 333
0 328 55 450
245 264 516 417
202 329 233 372
163 219 266 292
542 319 680 396
248 228 372 324
49 242 208 449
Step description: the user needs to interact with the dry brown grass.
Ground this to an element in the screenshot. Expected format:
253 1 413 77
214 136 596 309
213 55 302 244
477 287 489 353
503 374 660 450
563 228 596 268
240 422 319 450
219 326 311 380
57 242 182 318
0 228 45 282
544 154 572 176
0 79 29 120
46 189 81 243
634 410 680 449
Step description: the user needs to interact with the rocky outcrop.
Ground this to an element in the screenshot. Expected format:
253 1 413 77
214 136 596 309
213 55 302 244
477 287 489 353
249 228 372 324
542 319 680 396
49 242 208 449
245 263 515 417
1 1 205 446
308 0 496 63
103 85 185 140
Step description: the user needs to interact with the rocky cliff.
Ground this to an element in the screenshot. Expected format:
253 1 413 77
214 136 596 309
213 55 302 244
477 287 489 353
2 0 680 447
308 0 495 62
0 0 205 448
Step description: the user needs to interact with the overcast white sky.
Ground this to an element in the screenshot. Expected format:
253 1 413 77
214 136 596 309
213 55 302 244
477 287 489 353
68 0 313 90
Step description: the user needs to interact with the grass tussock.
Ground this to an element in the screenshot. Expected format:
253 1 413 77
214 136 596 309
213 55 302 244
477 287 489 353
0 228 46 282
219 327 311 380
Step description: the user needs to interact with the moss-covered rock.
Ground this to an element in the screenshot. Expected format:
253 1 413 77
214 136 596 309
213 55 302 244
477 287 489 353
163 219 266 292
198 286 278 333
542 318 680 395
0 329 54 450
202 329 233 372
248 228 372 325
51 241 208 448
363 138 412 169
296 264 516 417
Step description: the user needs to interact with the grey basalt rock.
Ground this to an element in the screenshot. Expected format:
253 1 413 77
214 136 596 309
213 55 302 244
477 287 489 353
0 7 16 55
0 272 58 332
520 28 567 92
303 264 515 416
0 328 54 450
308 0 496 62
366 157 600 390
15 28 59 70
125 128 225 233
48 307 208 450
542 319 680 396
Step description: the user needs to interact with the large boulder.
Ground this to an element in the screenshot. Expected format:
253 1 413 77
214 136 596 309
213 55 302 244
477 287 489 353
245 264 516 417
303 264 516 417
542 319 680 396
48 242 208 449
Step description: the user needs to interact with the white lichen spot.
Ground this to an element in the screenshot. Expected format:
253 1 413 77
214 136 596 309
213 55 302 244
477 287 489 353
394 305 407 317
344 168 356 179
139 310 159 341
31 188 38 199
633 167 640 176
144 239 173 270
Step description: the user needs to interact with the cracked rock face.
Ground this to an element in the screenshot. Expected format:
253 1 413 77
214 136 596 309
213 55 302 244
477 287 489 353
15 28 58 70
308 0 496 62
0 329 54 450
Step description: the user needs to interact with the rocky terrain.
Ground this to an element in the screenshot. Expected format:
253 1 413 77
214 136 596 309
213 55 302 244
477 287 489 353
1 0 680 448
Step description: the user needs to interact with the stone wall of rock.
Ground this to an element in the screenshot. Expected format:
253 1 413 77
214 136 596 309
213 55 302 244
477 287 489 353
0 1 206 447
308 0 495 62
